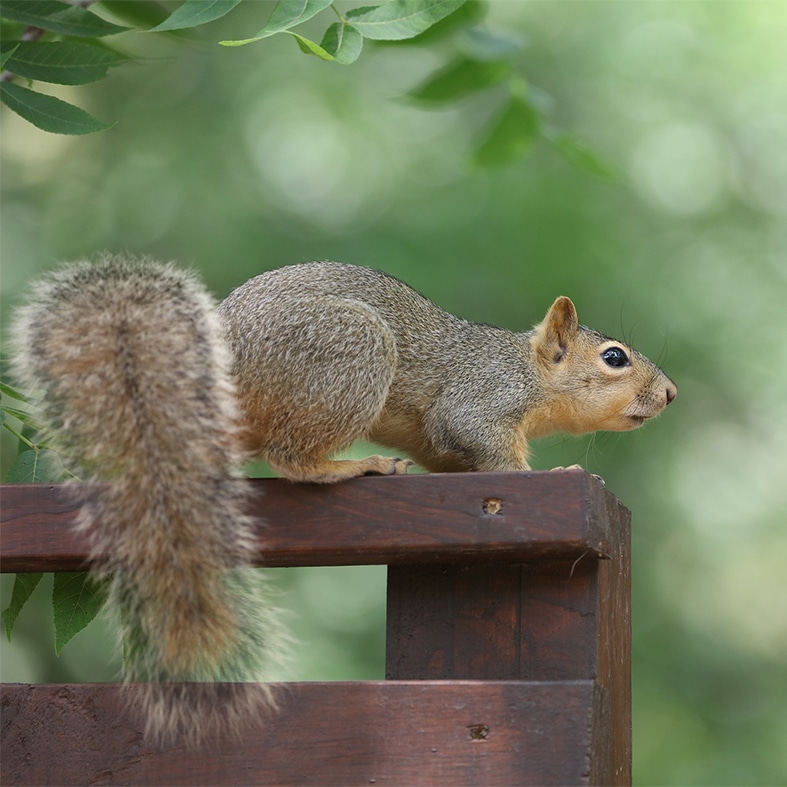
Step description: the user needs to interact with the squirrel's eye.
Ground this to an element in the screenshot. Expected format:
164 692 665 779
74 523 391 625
601 346 629 368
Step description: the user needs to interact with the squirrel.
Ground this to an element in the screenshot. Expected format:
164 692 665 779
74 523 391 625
219 261 676 480
10 255 676 746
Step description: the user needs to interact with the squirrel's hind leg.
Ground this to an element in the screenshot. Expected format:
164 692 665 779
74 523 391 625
228 295 405 484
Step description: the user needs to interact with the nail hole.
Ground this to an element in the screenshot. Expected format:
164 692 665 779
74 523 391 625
482 498 503 515
468 724 490 741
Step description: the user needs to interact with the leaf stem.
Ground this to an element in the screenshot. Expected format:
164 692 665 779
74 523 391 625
330 4 346 24
2 421 37 451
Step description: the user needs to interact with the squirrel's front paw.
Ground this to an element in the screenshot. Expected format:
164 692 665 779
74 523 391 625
360 455 413 476
374 457 413 476
549 465 605 485
390 458 414 475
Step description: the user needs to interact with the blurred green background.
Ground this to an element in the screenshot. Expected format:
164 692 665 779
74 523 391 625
2 2 787 784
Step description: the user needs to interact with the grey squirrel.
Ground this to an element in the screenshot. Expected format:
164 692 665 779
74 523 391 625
11 255 676 745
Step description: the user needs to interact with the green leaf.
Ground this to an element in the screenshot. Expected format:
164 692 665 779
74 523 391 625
1 45 20 70
346 0 466 41
408 56 510 104
6 42 129 86
0 382 32 403
1 405 34 422
148 0 243 33
5 449 66 483
219 0 333 46
1 574 44 640
53 573 108 654
259 0 335 35
0 1 129 38
0 82 113 135
292 22 363 64
320 22 364 64
402 0 485 45
544 128 617 181
98 1 172 30
473 95 540 168
292 33 334 61
460 26 526 62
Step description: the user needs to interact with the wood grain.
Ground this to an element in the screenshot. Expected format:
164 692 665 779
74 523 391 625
0 681 599 787
1 470 619 572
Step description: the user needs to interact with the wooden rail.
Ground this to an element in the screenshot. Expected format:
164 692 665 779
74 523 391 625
0 470 632 786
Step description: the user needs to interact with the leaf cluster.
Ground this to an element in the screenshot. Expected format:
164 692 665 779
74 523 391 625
1 0 128 134
0 0 468 135
0 0 610 174
217 0 466 63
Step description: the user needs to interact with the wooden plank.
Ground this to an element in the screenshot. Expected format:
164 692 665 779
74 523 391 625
590 479 632 786
386 491 630 685
0 470 623 573
386 559 600 682
0 681 599 786
384 481 632 783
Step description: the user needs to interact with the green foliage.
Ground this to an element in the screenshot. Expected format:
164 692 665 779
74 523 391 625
473 93 540 168
408 56 511 103
218 0 466 53
0 382 42 459
53 573 109 654
1 572 108 653
0 44 18 70
218 0 367 65
344 0 466 41
1 1 127 37
0 81 114 134
1 0 475 133
8 41 129 85
0 0 127 134
5 448 66 484
2 573 43 641
294 21 363 65
218 0 336 47
0 0 606 173
148 0 243 33
543 129 617 182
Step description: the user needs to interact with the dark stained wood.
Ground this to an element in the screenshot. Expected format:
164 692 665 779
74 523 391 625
0 471 632 785
1 470 617 573
384 478 632 785
386 559 600 682
1 681 598 787
590 480 632 786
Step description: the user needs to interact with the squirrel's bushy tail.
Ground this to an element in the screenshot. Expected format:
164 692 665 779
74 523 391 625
11 255 284 746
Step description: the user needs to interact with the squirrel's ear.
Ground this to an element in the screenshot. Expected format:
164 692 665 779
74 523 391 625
533 296 579 362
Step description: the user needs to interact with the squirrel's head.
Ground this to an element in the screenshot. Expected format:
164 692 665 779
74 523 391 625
528 296 677 436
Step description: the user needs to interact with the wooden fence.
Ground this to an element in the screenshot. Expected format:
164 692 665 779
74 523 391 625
1 469 631 785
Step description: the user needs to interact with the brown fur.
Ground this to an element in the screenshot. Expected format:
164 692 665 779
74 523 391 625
11 256 285 747
219 264 676 476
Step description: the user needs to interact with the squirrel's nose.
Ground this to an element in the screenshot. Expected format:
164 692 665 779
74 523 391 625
665 384 677 405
